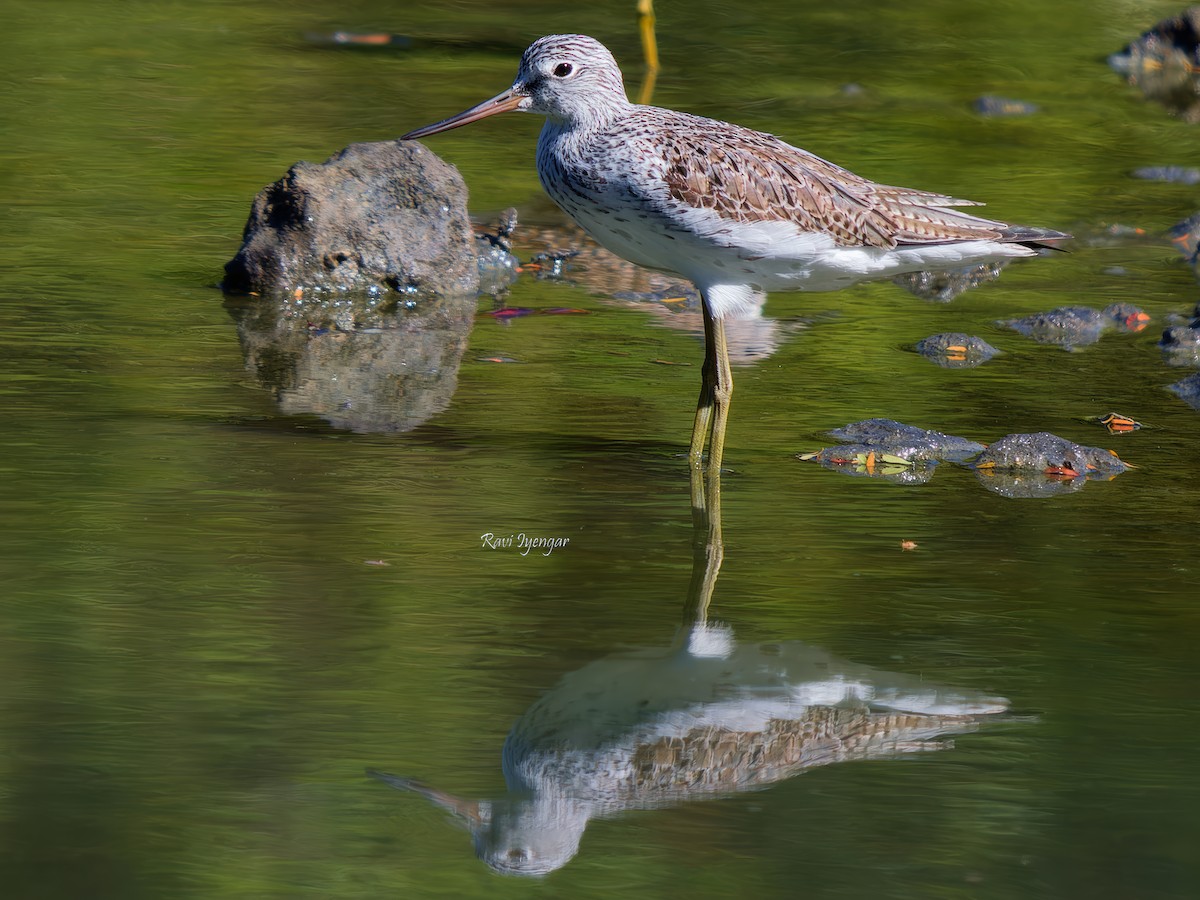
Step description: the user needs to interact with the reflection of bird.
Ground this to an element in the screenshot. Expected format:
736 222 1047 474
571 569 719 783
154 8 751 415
369 632 1008 876
402 35 1068 471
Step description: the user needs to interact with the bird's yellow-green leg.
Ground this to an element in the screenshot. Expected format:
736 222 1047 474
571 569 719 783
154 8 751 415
707 315 733 474
690 305 718 471
636 0 659 104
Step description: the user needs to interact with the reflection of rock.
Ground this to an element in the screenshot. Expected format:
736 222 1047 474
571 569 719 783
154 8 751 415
227 290 474 433
224 141 478 297
1109 7 1200 122
371 632 1007 876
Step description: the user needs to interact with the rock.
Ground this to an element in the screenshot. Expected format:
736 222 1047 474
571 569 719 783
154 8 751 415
1161 320 1200 366
1168 372 1200 409
797 419 983 482
914 332 1000 368
971 95 1039 117
826 418 986 463
1109 7 1200 121
1170 212 1200 266
973 432 1127 476
997 303 1149 350
224 140 478 297
475 208 521 297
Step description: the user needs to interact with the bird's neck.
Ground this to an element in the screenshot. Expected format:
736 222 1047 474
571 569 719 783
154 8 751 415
544 93 635 137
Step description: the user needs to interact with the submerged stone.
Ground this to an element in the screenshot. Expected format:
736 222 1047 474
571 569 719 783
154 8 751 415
1161 319 1200 366
1109 7 1200 122
971 95 1039 117
826 418 986 463
914 332 1000 368
1168 372 1200 409
1132 165 1200 184
973 432 1127 476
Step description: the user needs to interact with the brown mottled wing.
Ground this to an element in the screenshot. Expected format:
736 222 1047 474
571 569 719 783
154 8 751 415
654 115 1009 249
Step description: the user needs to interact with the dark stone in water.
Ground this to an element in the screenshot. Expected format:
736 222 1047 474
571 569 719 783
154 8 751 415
997 303 1148 350
974 432 1127 476
224 140 478 297
1168 371 1200 409
826 418 986 463
1170 212 1200 266
1161 319 1200 367
914 332 1000 369
1108 7 1200 122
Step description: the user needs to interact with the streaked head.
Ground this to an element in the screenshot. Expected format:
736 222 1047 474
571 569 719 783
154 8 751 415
402 34 630 140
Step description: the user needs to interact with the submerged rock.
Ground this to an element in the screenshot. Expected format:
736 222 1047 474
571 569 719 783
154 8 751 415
826 418 986 462
798 420 983 483
224 141 478 297
997 303 1149 350
1109 7 1200 122
1161 317 1200 366
475 208 521 296
1170 213 1200 266
972 432 1129 498
973 432 1127 476
971 95 1039 117
914 332 1000 368
1132 165 1200 184
800 422 1131 496
1168 371 1200 409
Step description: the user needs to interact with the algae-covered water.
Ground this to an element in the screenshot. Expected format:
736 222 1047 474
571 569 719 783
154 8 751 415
2 1 1199 897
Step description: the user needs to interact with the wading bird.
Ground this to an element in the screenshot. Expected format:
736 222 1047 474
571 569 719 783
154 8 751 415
402 35 1068 473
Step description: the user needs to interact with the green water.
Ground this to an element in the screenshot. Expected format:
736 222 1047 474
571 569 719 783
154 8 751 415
3 0 1199 896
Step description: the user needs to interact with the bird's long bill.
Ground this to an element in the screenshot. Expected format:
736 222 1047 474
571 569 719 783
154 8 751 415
401 88 525 140
366 769 485 826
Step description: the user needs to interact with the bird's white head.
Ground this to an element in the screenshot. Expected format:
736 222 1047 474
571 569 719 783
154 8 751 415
402 34 630 141
513 35 630 125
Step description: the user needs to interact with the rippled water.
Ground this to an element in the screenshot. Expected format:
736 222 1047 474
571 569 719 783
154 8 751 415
2 0 1199 897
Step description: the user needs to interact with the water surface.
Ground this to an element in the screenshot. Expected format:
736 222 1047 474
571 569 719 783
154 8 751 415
2 1 1198 897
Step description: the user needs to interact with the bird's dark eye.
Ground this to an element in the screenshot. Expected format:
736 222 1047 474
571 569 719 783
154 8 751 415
553 63 573 78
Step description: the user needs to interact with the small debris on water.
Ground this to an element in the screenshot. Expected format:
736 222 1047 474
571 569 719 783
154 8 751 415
1086 413 1144 433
